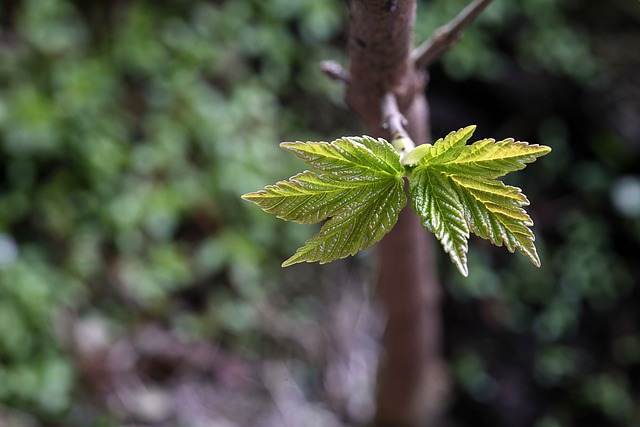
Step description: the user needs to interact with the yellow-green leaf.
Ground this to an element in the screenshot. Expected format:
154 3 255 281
409 167 470 276
283 178 405 266
242 136 406 266
432 137 552 179
281 135 402 181
424 125 476 164
409 126 551 275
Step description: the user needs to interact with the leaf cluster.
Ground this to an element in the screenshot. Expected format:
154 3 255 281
243 126 551 276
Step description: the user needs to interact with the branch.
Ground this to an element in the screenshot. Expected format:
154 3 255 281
346 2 449 425
319 60 350 83
413 0 493 70
345 0 418 131
380 92 407 138
380 92 415 155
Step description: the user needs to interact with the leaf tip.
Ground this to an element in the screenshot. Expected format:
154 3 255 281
458 263 469 277
282 255 304 268
531 254 542 268
279 141 296 151
240 191 257 202
527 143 552 160
521 244 542 268
458 124 477 142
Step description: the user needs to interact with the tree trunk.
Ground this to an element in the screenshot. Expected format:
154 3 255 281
345 1 449 426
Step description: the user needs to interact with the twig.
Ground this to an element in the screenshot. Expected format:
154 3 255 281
380 92 415 155
413 0 493 70
380 92 407 138
319 60 350 83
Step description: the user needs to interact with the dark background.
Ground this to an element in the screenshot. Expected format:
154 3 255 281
0 0 639 426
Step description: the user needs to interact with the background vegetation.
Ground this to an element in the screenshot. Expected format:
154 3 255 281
0 0 639 426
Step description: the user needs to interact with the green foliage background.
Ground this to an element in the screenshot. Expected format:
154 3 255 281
0 0 639 426
0 0 345 423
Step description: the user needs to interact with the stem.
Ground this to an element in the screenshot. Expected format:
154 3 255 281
345 2 447 426
346 0 422 129
380 92 408 139
320 60 350 83
413 0 493 70
333 1 494 425
381 92 416 156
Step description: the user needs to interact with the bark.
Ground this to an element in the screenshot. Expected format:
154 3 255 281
345 1 449 426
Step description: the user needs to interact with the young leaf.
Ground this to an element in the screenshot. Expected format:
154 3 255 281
433 137 553 179
282 178 405 266
242 136 406 266
280 135 402 181
427 124 476 163
402 143 432 166
409 126 551 276
409 167 470 276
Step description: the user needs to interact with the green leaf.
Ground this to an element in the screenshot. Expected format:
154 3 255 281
280 135 401 181
244 127 550 275
409 126 551 275
242 171 367 224
426 124 476 163
450 174 540 265
428 136 552 179
409 167 470 276
402 143 432 166
242 136 406 266
282 177 405 266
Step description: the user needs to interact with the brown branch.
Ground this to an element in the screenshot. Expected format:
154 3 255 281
345 0 421 131
345 3 448 426
413 0 493 70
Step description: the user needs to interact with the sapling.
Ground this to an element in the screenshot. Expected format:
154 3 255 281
243 0 551 425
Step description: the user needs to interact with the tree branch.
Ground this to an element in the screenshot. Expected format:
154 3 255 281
413 0 493 70
381 92 415 155
345 2 449 426
319 60 350 83
345 0 421 131
380 92 408 138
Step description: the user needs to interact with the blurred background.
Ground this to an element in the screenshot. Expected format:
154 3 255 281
0 0 639 426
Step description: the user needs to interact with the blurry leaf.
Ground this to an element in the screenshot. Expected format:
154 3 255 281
18 0 87 55
36 358 74 413
0 303 31 359
582 375 634 421
216 299 257 333
533 299 577 342
452 352 497 402
535 345 581 385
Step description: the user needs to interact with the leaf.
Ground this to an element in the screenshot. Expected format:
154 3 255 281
409 126 551 275
449 174 540 266
409 167 470 276
242 171 369 225
426 125 476 164
280 135 401 181
402 143 432 166
242 136 406 266
244 127 550 275
430 137 552 179
282 178 405 266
